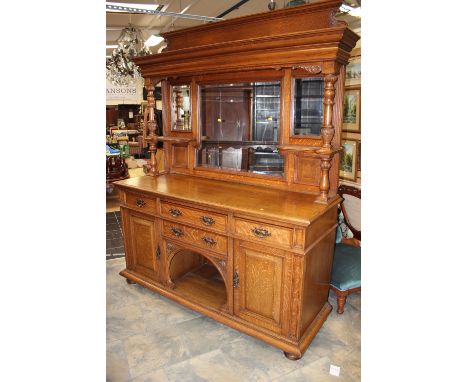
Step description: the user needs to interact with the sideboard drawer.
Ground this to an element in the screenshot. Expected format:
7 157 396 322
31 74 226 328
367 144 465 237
125 192 157 213
234 218 293 248
161 201 227 233
162 221 228 255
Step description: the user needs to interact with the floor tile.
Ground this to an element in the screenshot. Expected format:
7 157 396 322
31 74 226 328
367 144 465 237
220 336 302 380
123 331 192 379
106 258 361 381
107 340 131 382
163 349 270 382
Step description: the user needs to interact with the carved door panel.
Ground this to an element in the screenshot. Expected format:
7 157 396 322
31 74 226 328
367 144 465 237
122 207 161 281
234 240 292 335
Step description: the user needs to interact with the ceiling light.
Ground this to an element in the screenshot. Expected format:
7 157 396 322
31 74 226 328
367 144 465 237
145 35 164 47
106 25 152 86
339 4 361 17
106 3 223 22
106 2 159 12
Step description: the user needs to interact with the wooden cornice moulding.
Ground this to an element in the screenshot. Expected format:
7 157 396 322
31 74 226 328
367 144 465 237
135 30 359 78
161 0 345 51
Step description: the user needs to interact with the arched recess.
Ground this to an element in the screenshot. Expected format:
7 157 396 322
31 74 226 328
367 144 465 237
165 242 228 311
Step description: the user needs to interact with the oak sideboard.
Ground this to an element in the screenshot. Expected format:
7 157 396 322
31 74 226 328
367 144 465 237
115 0 359 359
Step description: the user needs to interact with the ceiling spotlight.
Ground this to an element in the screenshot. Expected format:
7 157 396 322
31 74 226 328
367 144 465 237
339 4 361 17
145 35 165 47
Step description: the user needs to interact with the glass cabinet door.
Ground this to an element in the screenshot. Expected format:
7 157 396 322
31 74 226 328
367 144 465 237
197 81 284 176
292 77 324 136
171 84 191 131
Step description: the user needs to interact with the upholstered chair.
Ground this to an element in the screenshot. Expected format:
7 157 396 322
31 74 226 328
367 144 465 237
330 185 361 314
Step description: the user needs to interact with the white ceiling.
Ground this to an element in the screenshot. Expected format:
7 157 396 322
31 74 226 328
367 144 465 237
106 0 361 57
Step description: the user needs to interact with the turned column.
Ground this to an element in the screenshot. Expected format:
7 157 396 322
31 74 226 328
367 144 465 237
321 74 338 150
317 74 338 203
144 78 159 176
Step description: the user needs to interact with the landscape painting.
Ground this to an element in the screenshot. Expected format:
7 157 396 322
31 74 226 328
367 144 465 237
343 88 360 132
340 139 357 180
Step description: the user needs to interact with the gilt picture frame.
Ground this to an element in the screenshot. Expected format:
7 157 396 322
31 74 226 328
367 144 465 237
342 88 361 132
345 55 361 86
340 139 358 181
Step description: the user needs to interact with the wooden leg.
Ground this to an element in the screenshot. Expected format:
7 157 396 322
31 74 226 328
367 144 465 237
126 278 136 284
337 294 347 314
283 351 301 361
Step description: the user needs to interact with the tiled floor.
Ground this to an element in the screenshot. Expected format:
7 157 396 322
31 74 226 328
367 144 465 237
107 212 125 259
107 258 361 382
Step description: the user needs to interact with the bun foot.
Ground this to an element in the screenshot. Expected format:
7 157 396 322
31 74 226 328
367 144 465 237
126 279 136 284
284 351 301 360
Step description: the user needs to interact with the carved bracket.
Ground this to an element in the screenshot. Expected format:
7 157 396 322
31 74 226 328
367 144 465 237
292 65 322 74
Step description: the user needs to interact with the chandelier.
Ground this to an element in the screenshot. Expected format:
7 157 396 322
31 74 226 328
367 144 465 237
106 25 152 86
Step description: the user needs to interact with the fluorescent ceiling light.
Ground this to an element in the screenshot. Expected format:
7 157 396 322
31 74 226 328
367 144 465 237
340 4 361 17
145 35 164 47
106 2 159 12
107 44 118 48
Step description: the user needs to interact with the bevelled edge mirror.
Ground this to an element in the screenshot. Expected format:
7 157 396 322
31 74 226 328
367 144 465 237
196 81 284 177
292 77 324 136
171 84 191 131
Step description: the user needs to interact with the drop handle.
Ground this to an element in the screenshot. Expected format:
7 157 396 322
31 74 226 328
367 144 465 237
136 198 146 207
156 245 161 260
233 271 239 288
171 227 184 237
169 208 182 217
202 236 216 246
201 216 215 226
251 227 271 238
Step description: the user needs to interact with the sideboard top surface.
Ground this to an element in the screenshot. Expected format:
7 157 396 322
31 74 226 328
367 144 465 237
115 174 339 226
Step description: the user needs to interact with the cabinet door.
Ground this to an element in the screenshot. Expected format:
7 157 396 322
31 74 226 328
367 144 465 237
234 240 291 335
122 208 160 281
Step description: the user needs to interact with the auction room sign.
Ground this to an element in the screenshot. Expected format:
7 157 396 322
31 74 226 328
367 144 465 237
106 79 143 105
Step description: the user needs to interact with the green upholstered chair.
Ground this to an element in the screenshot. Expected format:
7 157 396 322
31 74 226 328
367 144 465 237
330 185 361 314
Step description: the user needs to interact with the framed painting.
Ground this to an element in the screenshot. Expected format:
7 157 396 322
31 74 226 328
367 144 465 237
345 55 361 86
343 88 360 132
340 139 358 181
357 140 361 172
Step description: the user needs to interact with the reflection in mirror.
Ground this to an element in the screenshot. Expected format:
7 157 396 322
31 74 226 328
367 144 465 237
171 85 191 131
197 81 284 176
293 77 324 136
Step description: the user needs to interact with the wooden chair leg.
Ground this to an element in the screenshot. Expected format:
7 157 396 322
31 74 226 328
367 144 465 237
337 294 347 314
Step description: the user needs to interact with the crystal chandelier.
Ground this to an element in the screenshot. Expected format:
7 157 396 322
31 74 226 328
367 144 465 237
106 25 152 86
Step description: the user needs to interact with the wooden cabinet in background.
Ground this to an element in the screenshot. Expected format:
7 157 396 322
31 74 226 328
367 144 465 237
115 0 359 360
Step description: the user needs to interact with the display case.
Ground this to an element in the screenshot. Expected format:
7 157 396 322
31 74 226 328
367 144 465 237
115 0 359 360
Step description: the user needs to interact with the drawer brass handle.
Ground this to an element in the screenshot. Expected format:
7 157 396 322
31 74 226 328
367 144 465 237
251 227 271 238
201 216 215 226
136 198 146 207
202 236 216 246
171 227 184 237
169 208 182 217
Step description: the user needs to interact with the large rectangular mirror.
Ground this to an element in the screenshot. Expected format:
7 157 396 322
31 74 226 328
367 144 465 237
197 81 284 176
